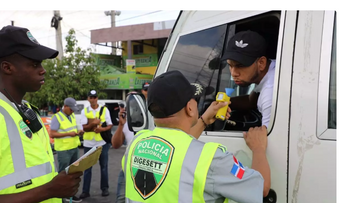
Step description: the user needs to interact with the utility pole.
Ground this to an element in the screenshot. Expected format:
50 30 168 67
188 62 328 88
11 21 14 26
104 10 121 55
51 10 63 60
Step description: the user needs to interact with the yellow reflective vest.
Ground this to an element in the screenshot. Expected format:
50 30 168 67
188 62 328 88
83 106 106 141
0 94 61 203
122 127 224 203
53 111 80 151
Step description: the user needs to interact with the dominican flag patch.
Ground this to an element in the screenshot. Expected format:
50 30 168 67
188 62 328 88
230 155 245 179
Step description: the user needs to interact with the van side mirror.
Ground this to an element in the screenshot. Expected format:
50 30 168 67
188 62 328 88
126 93 148 133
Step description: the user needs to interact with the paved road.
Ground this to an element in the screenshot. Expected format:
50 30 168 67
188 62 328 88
54 146 126 203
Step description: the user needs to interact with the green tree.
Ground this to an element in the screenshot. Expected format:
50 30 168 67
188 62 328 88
25 29 107 108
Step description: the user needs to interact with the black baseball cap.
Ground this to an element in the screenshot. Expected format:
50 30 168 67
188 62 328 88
88 90 98 97
0 25 58 61
221 30 267 67
147 70 204 118
142 82 150 91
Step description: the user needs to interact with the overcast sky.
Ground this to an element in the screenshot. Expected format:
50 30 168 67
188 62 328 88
0 10 180 54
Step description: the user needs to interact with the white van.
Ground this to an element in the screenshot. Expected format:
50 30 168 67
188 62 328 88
126 11 337 203
75 99 126 135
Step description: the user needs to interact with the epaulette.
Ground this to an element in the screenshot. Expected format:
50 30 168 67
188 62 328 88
218 145 227 153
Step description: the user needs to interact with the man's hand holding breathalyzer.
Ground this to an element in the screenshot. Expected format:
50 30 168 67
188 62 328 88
191 101 232 139
201 101 232 125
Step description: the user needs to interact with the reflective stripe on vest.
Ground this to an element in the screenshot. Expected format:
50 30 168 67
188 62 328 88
124 128 221 202
0 106 52 190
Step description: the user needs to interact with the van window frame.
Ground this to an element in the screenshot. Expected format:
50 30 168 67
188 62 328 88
317 11 336 140
162 11 286 137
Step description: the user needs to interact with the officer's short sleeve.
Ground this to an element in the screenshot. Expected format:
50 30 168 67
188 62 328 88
204 149 264 203
50 115 60 131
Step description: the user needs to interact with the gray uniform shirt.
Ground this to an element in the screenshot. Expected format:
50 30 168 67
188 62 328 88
203 148 264 203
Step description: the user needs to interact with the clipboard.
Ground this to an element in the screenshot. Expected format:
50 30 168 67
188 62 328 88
65 146 102 174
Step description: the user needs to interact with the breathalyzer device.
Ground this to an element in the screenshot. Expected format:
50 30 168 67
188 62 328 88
215 92 230 121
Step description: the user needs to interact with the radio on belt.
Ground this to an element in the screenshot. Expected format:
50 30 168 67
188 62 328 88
215 92 230 120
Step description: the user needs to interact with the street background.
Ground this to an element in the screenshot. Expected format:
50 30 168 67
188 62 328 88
54 146 126 203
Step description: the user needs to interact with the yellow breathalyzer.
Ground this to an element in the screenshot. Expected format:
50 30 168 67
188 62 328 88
215 92 230 120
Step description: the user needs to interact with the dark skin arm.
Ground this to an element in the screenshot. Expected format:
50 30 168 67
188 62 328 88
0 171 83 203
229 91 259 110
93 124 112 133
111 109 126 149
83 118 100 132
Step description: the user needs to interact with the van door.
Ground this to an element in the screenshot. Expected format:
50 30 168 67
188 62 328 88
288 11 336 203
156 10 299 203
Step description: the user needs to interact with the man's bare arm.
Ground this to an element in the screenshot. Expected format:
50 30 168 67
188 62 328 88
0 171 83 203
83 119 100 132
111 124 125 149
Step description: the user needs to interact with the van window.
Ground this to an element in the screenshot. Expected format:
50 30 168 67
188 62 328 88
317 11 336 140
167 25 227 116
167 12 281 132
328 14 336 129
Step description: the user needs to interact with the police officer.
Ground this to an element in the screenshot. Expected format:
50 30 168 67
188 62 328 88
0 25 82 202
50 97 84 202
122 70 270 202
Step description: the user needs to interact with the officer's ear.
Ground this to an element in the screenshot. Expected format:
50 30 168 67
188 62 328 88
0 60 13 75
184 99 197 118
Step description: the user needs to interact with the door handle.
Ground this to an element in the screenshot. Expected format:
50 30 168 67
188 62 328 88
263 189 277 203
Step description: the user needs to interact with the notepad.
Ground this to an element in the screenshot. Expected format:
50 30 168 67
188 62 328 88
65 146 102 174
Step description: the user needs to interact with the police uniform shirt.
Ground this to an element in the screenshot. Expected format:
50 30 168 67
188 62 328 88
203 147 264 203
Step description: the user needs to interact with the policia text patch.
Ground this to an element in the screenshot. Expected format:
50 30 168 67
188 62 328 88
131 136 174 199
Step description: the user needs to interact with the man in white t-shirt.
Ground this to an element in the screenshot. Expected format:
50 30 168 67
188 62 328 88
221 30 276 128
79 90 113 199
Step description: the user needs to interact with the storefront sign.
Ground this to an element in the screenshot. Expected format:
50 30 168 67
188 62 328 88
92 53 123 75
126 59 136 73
100 73 153 90
123 54 158 68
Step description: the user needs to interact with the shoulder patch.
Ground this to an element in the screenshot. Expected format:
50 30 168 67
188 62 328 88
230 155 245 179
130 136 174 199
